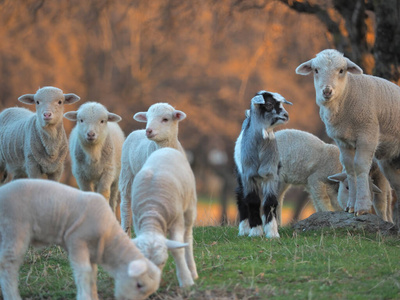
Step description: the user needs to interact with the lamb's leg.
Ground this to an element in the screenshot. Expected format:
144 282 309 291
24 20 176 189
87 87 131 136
308 180 334 212
262 181 280 238
183 211 198 280
277 183 290 226
68 244 97 300
0 227 31 300
120 177 133 237
90 263 99 300
47 166 63 182
169 228 195 287
339 146 357 213
354 144 375 215
377 159 400 227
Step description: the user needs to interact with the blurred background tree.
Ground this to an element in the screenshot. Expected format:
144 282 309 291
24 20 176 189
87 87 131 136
0 0 399 224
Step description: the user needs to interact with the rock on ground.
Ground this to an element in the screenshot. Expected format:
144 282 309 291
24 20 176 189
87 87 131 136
292 211 399 235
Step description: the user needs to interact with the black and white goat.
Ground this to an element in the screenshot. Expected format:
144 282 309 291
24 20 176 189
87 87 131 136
234 90 292 238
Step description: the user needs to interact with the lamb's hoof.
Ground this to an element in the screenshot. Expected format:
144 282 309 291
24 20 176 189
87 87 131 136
248 225 264 237
355 209 371 216
347 207 354 213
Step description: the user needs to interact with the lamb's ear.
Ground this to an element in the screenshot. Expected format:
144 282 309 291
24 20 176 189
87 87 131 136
245 109 250 117
64 111 78 121
165 239 188 249
173 110 186 121
107 112 122 122
372 183 382 194
328 172 347 183
64 93 81 104
18 94 35 105
295 59 313 75
346 58 363 75
133 112 147 122
128 259 148 277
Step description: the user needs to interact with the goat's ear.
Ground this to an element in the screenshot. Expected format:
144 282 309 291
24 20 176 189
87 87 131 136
165 239 188 249
372 184 382 194
128 259 147 277
251 94 265 105
64 111 78 121
346 58 363 75
107 112 122 122
133 112 147 122
18 94 35 105
173 110 186 121
328 172 347 183
296 59 313 75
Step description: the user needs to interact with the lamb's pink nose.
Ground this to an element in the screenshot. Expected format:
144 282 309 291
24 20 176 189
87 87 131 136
87 131 96 139
43 112 52 119
146 128 153 137
323 87 332 98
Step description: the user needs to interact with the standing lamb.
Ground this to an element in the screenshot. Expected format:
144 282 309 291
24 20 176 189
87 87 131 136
119 103 186 236
64 102 125 216
234 90 292 238
274 129 343 224
0 86 80 182
131 148 198 287
0 179 160 300
296 49 400 225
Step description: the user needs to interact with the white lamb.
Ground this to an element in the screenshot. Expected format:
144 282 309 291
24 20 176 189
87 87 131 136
131 148 198 287
64 102 125 216
296 49 400 225
0 86 80 182
275 129 343 224
119 103 187 236
275 129 392 223
0 179 160 300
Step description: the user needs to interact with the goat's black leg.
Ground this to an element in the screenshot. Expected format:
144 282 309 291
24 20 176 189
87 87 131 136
262 183 280 238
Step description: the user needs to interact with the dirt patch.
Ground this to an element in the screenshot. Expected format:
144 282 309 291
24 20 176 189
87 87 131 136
292 211 399 235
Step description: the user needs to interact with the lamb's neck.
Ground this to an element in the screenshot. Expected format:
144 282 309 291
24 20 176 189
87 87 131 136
101 229 141 275
156 136 180 150
136 210 167 236
35 120 67 158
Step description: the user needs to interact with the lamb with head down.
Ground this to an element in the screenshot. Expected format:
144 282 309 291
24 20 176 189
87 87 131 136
0 179 160 300
131 147 198 288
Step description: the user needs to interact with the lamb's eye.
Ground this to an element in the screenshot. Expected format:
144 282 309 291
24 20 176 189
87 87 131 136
315 69 318 74
339 69 344 74
58 100 62 105
80 119 83 123
162 118 168 122
100 120 105 124
346 186 349 190
36 101 40 105
137 282 143 289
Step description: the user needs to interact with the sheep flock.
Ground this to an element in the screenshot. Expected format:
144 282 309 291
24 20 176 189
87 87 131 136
0 49 399 299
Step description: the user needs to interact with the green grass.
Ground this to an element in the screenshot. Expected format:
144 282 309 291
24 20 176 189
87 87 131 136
16 226 400 299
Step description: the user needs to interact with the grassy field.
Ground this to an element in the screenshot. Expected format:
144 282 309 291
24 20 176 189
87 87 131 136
15 225 400 300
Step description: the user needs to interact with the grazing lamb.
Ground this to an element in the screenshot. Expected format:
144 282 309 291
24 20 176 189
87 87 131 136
328 160 393 223
274 129 343 224
0 179 160 300
234 90 292 238
0 86 80 182
64 102 125 216
119 103 186 236
131 147 198 287
296 49 400 226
